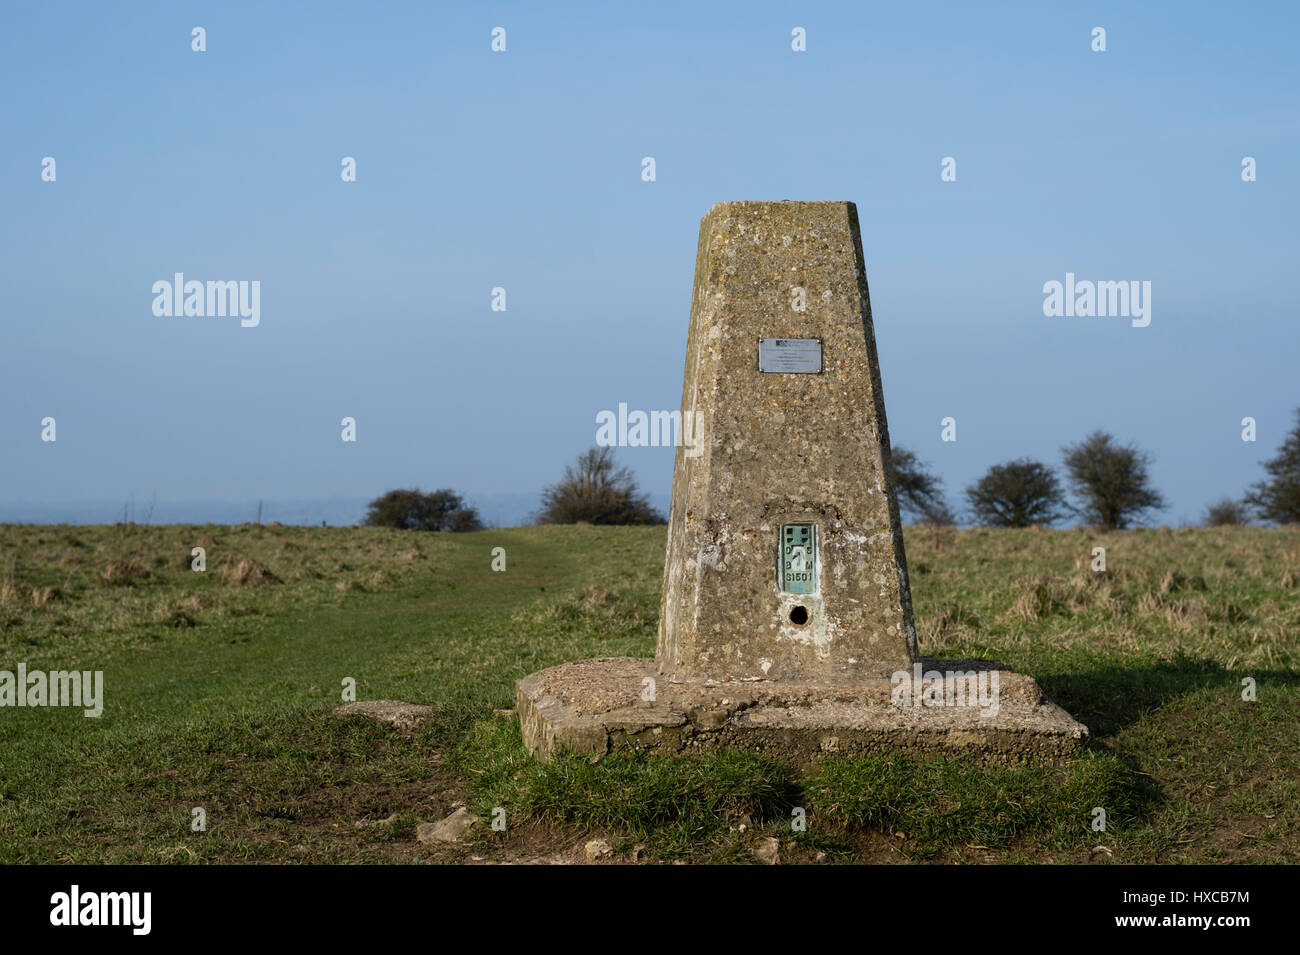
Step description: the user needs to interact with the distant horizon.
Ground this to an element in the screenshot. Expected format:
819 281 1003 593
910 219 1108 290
0 490 1276 531
0 491 674 531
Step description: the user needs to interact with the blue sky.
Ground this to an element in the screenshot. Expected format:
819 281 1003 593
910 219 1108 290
2 1 1297 526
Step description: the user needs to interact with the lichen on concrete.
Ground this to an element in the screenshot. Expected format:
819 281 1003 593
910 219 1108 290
656 201 917 683
516 201 1089 769
516 657 1088 770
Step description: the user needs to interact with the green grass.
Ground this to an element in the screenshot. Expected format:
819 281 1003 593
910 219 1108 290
802 750 1151 858
1 522 1297 863
452 717 797 859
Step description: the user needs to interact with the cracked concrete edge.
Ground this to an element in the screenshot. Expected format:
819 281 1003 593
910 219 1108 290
516 658 1089 769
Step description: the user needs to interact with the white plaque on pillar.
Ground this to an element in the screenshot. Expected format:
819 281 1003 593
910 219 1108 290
759 338 822 373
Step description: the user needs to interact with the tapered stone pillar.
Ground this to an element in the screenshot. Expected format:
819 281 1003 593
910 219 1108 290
516 202 1088 770
657 201 916 683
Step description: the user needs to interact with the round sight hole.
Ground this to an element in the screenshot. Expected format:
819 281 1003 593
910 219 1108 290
789 606 809 626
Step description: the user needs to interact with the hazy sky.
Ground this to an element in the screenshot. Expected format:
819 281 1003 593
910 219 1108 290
2 1 1297 526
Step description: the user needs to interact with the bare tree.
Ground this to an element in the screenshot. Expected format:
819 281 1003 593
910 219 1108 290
1061 431 1166 530
1244 408 1300 524
537 447 664 525
965 459 1066 527
363 488 483 532
1203 498 1250 527
887 446 952 523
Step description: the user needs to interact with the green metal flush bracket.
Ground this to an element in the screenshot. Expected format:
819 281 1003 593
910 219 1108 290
779 522 818 594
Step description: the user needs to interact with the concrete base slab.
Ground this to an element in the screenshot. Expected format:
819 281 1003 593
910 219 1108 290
517 657 1088 769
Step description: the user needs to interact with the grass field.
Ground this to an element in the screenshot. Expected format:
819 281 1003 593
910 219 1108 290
1 521 1297 864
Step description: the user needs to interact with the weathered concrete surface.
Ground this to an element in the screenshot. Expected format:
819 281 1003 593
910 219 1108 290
517 657 1088 769
658 200 916 682
516 200 1090 768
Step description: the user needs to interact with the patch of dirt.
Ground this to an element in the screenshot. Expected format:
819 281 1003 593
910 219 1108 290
1191 813 1281 863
